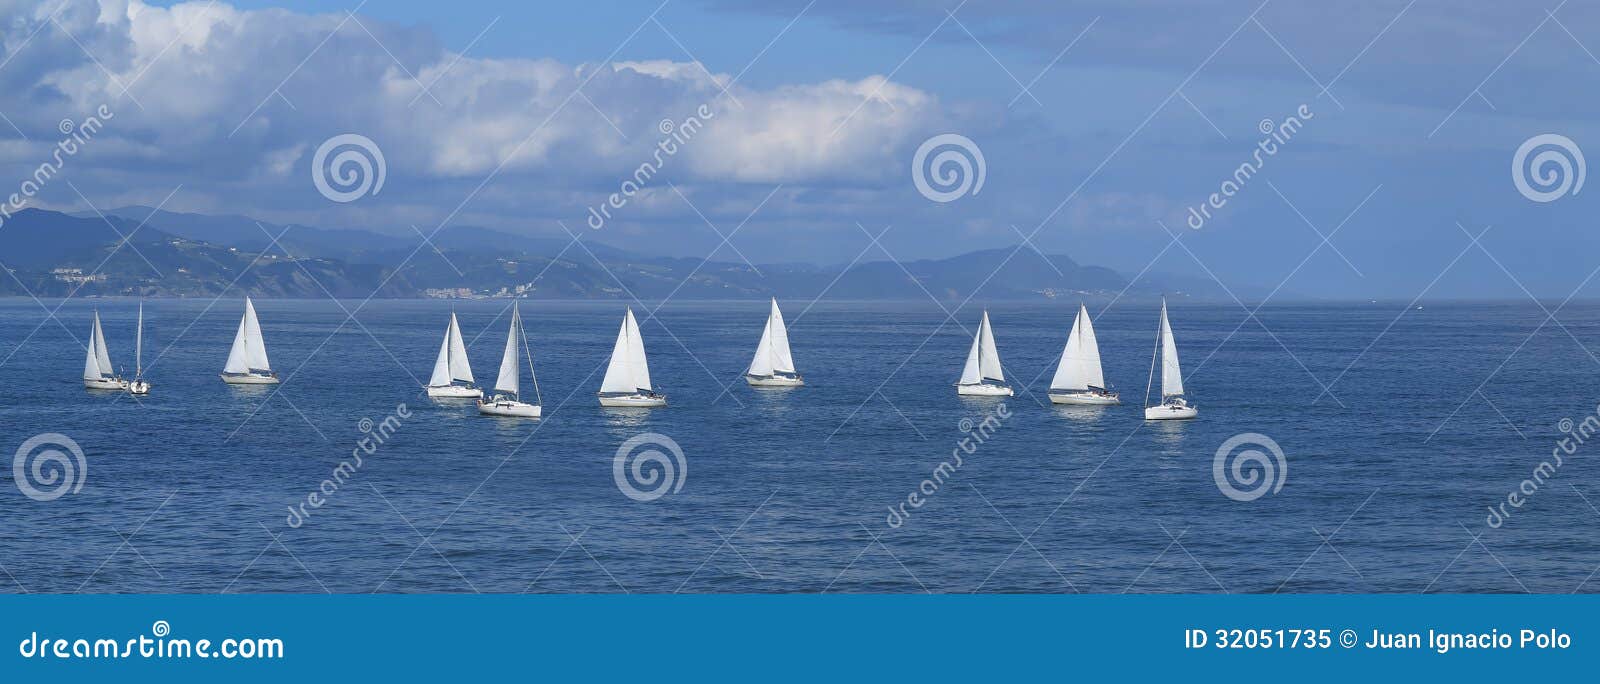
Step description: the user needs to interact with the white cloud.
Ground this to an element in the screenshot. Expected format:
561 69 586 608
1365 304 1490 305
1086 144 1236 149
0 0 947 210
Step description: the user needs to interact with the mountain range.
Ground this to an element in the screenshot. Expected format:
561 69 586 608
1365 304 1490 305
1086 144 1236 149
0 206 1236 301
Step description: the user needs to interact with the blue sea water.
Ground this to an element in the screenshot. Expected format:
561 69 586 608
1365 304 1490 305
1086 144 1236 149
0 298 1597 594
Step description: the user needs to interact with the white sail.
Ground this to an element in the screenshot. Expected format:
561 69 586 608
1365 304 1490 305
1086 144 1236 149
958 318 983 385
1051 305 1105 391
748 299 797 377
92 311 113 378
1159 301 1184 397
626 308 652 391
223 304 250 375
599 310 635 394
428 318 452 387
135 303 144 377
83 315 103 381
447 313 474 384
767 299 795 374
242 298 271 371
748 314 775 377
494 306 522 396
977 311 1004 383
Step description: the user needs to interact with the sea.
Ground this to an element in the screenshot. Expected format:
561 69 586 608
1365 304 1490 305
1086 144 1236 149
1 298 1597 594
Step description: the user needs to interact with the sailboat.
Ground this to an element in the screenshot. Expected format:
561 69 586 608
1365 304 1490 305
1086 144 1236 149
1143 298 1197 420
128 302 150 395
477 303 542 418
220 297 279 384
746 298 803 387
598 307 666 407
426 312 481 398
82 310 126 390
955 310 1013 397
1049 303 1118 405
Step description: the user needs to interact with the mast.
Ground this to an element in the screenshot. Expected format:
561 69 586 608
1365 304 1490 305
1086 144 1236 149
1144 299 1162 408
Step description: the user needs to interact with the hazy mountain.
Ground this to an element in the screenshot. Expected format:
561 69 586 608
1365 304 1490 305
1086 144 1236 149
9 208 1236 300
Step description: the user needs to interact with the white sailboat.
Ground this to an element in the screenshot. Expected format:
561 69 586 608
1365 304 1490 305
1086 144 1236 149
746 298 803 387
598 307 666 407
427 312 481 398
1049 303 1118 405
128 302 150 395
955 310 1013 397
82 310 126 390
477 303 542 418
220 297 279 384
1144 299 1197 420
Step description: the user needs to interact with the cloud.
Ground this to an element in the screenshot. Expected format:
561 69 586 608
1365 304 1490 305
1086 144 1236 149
0 0 948 222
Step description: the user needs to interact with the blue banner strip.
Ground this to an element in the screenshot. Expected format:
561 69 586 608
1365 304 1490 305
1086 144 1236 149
2 595 1594 681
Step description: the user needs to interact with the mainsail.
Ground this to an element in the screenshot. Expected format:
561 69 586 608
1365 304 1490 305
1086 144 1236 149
1051 304 1105 392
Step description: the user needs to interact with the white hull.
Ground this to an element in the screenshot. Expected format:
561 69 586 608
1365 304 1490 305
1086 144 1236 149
746 374 804 387
600 393 668 408
957 383 1013 397
221 372 279 385
1050 391 1120 405
128 380 150 395
477 399 541 418
85 378 126 390
428 384 483 398
1144 404 1198 420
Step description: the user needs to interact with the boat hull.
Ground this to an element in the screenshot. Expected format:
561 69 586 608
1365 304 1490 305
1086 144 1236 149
128 380 150 395
1144 404 1198 420
84 378 126 390
477 400 541 418
957 384 1013 397
428 384 483 398
600 393 668 408
220 372 279 385
746 374 804 387
1049 391 1120 405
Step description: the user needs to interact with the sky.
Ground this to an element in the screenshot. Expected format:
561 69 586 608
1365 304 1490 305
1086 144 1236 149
2 0 1599 299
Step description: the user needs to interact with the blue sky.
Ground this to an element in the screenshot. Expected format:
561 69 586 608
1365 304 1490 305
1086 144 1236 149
5 0 1600 299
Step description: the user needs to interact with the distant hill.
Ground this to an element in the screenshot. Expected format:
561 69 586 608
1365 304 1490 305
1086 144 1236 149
9 207 1229 301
